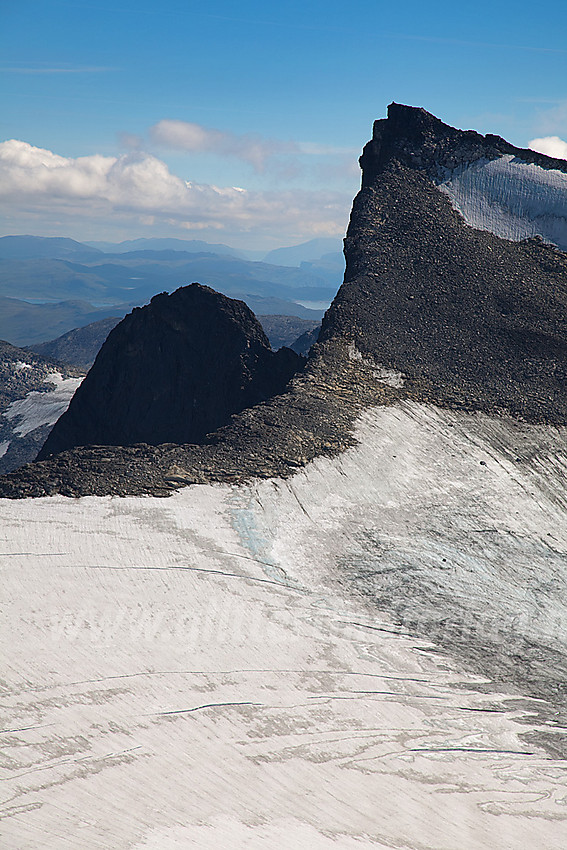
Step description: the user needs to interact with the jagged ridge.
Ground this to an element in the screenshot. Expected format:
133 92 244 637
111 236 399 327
1 103 567 497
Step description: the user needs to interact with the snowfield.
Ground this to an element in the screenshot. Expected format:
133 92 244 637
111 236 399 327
3 372 82 438
2 401 567 849
439 154 567 249
0 371 83 474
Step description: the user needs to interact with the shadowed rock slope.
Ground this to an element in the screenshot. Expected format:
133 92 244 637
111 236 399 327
1 103 567 497
37 283 301 460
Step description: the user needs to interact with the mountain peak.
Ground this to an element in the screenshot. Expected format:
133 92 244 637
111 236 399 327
362 103 567 188
38 283 302 458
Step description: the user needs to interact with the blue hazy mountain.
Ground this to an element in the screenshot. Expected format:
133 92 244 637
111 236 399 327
84 237 246 258
262 237 343 266
0 235 102 260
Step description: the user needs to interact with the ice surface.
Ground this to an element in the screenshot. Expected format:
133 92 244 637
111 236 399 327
3 371 82 436
2 401 567 848
439 154 567 249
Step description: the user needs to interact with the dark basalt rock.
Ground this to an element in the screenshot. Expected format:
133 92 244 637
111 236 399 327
38 284 302 458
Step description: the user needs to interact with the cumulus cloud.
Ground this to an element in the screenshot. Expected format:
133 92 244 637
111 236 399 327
149 119 298 171
0 139 351 242
529 135 567 160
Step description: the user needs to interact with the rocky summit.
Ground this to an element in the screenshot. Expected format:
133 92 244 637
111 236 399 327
325 102 567 422
1 103 567 498
37 283 301 459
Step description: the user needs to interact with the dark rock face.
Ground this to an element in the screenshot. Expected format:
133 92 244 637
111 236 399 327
321 103 567 423
38 284 302 458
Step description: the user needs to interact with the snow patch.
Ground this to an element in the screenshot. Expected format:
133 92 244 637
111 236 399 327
439 154 567 249
0 439 10 458
15 360 33 371
3 371 83 436
348 343 404 387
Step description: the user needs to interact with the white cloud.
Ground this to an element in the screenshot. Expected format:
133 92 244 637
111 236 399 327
150 119 298 172
529 135 567 160
0 139 351 244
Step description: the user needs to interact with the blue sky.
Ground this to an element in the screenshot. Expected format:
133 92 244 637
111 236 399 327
1 0 566 249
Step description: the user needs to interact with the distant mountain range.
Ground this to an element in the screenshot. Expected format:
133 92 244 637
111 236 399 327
0 295 129 348
0 234 344 266
83 236 247 258
262 237 342 266
0 235 103 260
0 235 343 346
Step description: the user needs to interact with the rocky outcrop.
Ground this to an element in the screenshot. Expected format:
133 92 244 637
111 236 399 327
359 102 567 186
38 284 302 459
2 104 567 496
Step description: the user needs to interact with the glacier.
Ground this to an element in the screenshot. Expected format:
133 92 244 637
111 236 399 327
439 154 567 249
3 372 83 438
2 401 567 849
